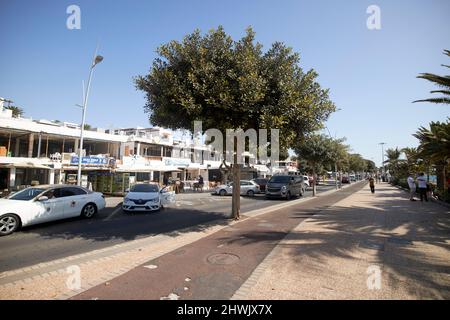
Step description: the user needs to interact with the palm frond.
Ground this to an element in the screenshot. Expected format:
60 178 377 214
416 73 450 89
413 97 450 104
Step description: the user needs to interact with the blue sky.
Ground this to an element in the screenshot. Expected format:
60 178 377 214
1 0 449 166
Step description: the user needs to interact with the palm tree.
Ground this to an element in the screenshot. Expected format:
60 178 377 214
4 105 24 118
384 148 403 177
413 120 450 191
413 49 450 105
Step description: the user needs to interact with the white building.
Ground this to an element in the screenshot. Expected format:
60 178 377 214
1 109 253 194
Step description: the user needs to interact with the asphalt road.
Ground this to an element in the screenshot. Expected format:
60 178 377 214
0 183 338 272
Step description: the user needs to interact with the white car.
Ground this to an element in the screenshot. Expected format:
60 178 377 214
122 184 175 212
0 185 106 236
302 176 310 188
212 180 260 197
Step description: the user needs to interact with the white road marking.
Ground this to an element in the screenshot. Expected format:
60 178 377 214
103 206 123 221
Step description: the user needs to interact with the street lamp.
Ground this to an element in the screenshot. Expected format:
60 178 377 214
77 51 103 186
325 126 339 190
379 142 386 182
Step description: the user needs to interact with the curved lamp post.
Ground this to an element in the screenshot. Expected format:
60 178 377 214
77 53 103 186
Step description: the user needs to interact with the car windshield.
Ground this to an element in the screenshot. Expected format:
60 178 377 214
8 187 47 201
130 184 159 193
269 176 290 183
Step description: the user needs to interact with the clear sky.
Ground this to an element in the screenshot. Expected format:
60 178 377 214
1 0 449 166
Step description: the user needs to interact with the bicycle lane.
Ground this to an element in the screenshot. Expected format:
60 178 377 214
72 182 366 300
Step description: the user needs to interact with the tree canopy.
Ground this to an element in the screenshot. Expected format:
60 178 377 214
135 26 336 155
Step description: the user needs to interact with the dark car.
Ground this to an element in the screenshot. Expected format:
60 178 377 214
252 178 269 193
341 176 350 184
266 175 305 200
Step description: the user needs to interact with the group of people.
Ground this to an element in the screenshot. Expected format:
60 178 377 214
367 172 431 202
407 172 430 202
162 174 205 193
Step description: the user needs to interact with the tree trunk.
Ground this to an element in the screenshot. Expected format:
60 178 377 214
219 159 231 184
231 161 241 220
436 163 445 191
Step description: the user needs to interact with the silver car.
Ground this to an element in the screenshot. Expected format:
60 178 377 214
212 180 260 197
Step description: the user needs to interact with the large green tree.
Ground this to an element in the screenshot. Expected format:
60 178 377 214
136 26 336 219
414 49 450 105
348 153 366 173
293 134 334 196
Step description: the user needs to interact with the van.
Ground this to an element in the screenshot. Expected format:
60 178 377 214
265 175 305 200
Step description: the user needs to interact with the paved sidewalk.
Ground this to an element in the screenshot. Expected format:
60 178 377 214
233 183 450 300
71 183 365 300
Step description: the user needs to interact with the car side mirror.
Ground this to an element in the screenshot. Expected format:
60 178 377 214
37 196 48 202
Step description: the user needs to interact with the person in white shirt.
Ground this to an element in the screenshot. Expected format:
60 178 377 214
407 174 416 201
416 172 428 202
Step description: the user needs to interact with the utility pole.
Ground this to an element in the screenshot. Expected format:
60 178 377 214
379 142 386 182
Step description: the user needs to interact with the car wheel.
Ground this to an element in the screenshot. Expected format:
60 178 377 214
219 189 227 196
0 214 20 236
247 190 255 197
81 203 97 219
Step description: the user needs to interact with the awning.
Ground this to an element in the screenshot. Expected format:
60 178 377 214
115 165 181 172
0 162 50 169
186 163 208 170
253 165 270 173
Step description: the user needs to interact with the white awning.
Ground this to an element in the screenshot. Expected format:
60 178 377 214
115 165 182 172
0 162 50 169
253 165 270 173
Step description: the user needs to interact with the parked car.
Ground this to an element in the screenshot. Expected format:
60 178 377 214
302 176 310 189
212 180 260 197
251 178 269 193
123 183 175 213
341 176 350 184
265 175 305 200
0 185 106 236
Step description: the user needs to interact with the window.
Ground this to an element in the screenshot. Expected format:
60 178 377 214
42 188 61 199
60 187 87 197
130 184 159 193
8 187 47 201
269 176 290 183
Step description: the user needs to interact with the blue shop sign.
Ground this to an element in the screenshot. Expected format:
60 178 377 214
71 156 108 165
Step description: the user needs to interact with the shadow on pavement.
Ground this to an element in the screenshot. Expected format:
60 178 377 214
215 184 450 299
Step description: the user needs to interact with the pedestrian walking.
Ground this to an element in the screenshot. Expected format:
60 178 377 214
369 176 375 193
416 172 428 202
407 173 416 201
197 175 204 192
